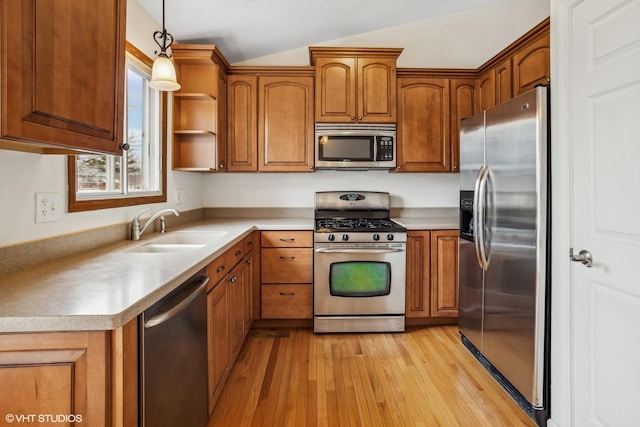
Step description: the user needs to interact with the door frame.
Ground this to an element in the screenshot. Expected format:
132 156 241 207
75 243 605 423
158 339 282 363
549 0 580 426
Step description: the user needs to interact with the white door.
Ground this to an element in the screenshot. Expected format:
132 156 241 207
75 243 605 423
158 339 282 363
570 0 640 425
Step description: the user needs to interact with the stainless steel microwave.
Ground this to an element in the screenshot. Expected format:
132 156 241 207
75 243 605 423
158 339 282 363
315 123 396 170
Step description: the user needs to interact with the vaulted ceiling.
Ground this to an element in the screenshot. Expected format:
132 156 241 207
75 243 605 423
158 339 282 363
137 0 538 65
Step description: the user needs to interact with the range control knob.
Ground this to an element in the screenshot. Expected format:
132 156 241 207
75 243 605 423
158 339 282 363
387 234 395 241
327 234 335 242
341 234 349 241
372 234 380 241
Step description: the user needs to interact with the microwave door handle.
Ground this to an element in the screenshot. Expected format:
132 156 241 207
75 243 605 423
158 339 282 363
372 137 378 161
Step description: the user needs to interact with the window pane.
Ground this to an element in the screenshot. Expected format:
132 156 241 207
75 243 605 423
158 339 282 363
76 154 122 192
127 67 145 191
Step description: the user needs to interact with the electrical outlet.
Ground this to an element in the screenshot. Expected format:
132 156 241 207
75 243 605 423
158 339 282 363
175 188 184 205
35 192 62 223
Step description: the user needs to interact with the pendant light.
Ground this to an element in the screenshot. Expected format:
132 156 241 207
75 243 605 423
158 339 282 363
149 0 181 91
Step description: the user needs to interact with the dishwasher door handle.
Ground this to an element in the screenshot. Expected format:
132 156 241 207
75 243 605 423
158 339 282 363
144 275 209 329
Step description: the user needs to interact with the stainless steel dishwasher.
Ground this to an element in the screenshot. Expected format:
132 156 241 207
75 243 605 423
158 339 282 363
140 269 209 427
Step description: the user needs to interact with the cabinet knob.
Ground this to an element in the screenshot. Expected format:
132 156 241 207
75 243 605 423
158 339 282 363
351 116 356 121
358 116 363 121
119 143 130 151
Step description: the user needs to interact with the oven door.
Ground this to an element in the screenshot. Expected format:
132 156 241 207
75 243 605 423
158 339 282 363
313 243 406 316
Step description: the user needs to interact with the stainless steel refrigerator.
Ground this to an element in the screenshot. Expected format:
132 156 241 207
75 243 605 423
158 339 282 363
458 86 550 425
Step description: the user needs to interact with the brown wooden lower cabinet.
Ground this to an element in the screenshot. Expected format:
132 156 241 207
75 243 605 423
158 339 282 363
431 230 460 317
206 232 256 413
406 229 459 320
259 231 313 320
0 320 138 427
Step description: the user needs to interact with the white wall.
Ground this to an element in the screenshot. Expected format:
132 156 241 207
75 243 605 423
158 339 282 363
203 171 459 208
234 0 550 68
0 0 550 247
0 0 202 247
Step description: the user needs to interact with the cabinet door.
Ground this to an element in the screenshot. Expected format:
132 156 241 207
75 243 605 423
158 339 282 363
227 262 246 359
450 79 476 172
495 58 513 105
431 230 460 317
242 254 254 333
258 76 314 171
0 332 108 426
397 78 450 172
227 75 258 171
357 57 397 123
476 68 496 112
512 33 550 95
314 57 357 123
405 231 431 318
207 281 228 413
1 0 126 154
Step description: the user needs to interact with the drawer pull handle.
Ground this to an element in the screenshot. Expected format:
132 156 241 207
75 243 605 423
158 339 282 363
279 256 295 260
216 265 226 273
246 259 252 265
279 238 295 242
235 250 242 256
229 276 238 283
279 292 295 296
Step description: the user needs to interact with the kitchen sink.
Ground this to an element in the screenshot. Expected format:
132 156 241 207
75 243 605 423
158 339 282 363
123 243 207 253
121 230 228 253
148 230 228 245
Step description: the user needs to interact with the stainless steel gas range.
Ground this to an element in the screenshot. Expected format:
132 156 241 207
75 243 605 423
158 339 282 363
313 191 407 333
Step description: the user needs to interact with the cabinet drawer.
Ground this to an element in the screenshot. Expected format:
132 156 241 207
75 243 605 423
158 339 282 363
207 253 232 289
261 285 312 319
245 230 259 253
227 240 246 268
261 248 313 283
261 231 312 248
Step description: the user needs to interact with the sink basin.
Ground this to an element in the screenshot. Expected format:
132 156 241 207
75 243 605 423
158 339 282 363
121 230 228 253
150 230 228 245
123 243 207 253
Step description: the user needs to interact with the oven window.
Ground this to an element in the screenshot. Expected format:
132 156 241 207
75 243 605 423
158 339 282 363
329 261 391 297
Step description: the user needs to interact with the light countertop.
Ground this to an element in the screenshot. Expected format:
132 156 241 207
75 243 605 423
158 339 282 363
0 216 456 333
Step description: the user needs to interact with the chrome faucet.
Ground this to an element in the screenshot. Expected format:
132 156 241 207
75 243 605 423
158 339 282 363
131 208 180 241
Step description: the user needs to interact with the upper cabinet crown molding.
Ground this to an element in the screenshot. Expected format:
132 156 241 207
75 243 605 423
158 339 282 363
0 0 126 155
308 47 404 64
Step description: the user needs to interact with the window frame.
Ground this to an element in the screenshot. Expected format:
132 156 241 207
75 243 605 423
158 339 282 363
67 42 167 212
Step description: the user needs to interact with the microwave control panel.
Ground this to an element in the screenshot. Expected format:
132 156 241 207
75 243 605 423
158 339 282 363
375 136 394 161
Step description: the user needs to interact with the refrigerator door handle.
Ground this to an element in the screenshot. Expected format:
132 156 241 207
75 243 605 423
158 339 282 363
474 165 491 271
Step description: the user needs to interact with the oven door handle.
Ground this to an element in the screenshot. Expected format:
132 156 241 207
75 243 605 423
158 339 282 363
314 248 405 254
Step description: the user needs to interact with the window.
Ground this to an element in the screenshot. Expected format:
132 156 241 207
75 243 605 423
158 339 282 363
68 43 167 212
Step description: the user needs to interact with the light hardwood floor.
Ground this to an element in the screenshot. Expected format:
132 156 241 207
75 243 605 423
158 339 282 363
208 325 536 427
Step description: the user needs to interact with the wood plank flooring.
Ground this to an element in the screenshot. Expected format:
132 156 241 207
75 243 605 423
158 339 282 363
207 326 536 427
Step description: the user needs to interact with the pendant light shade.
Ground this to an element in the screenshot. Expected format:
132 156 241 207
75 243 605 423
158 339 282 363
150 55 180 91
149 0 180 91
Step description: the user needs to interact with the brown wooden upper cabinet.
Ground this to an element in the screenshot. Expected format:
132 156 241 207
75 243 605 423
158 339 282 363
258 75 315 171
0 0 126 155
171 44 230 172
310 47 403 124
512 33 550 95
476 20 550 111
450 78 477 172
396 77 450 172
227 75 258 171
